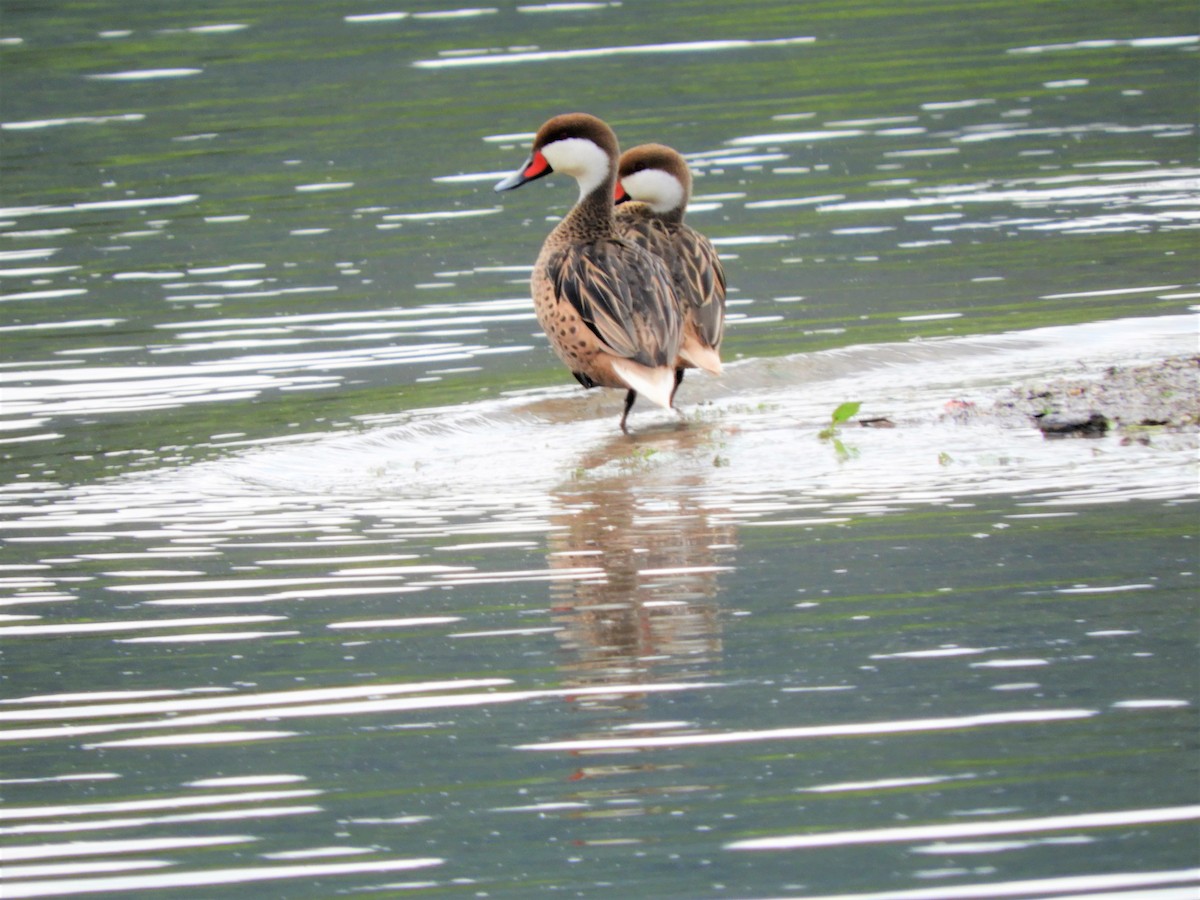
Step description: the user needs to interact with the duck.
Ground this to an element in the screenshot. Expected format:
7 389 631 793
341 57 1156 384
494 113 682 433
614 143 726 401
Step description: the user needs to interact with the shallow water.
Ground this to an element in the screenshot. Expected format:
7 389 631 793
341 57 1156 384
1 1 1198 898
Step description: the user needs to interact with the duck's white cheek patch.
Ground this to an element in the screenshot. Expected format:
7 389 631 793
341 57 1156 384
542 138 610 198
621 168 684 215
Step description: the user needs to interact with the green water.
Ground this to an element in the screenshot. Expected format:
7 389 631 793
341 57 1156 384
0 1 1197 897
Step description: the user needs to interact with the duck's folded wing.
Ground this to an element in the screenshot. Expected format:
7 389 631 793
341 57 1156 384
547 241 681 368
613 210 673 258
674 227 727 348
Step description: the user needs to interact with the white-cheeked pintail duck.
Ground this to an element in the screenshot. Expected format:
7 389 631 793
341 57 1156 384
614 143 726 400
494 113 683 433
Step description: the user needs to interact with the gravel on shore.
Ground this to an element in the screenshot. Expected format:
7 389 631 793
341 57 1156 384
945 355 1199 438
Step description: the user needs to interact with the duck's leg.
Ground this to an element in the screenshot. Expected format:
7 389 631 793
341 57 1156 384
669 368 685 406
619 389 637 434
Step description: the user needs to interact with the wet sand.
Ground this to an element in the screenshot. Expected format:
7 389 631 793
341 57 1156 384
983 355 1199 437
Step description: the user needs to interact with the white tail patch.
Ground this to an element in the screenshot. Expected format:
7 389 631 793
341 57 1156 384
680 341 723 376
611 358 676 409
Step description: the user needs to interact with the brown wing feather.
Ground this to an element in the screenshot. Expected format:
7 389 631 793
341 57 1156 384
547 239 681 368
614 212 674 259
673 224 726 350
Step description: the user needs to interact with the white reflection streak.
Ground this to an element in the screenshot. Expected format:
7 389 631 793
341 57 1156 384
1008 35 1199 54
0 682 715 744
0 679 513 723
870 647 993 660
259 846 370 860
115 632 300 644
0 616 287 637
1 114 145 131
800 775 969 794
188 775 305 787
741 868 1200 900
0 195 198 218
106 575 422 593
381 208 501 221
327 616 463 629
518 2 612 10
85 68 202 80
725 806 1200 851
0 806 320 838
0 789 321 821
816 171 1200 212
413 36 814 68
515 709 1096 751
1 857 442 899
345 11 410 23
2 862 171 881
155 298 534 331
728 129 865 145
3 835 252 862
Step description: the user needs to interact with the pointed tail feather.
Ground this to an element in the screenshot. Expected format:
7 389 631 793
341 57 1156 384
679 340 723 376
610 358 676 409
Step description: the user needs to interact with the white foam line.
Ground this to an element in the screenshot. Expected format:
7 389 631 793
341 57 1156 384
725 806 1200 851
413 36 814 68
515 709 1096 751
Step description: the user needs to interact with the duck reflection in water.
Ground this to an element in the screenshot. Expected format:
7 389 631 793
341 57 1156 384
547 428 735 714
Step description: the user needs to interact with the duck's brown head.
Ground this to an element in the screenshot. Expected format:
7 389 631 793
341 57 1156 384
495 113 619 199
615 143 692 215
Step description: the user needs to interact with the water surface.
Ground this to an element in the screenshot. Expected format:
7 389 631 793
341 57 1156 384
1 1 1197 897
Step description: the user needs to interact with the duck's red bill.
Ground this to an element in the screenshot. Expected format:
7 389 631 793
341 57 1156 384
494 151 552 192
523 151 550 179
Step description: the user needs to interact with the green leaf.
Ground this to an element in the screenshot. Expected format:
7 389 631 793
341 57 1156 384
831 401 862 425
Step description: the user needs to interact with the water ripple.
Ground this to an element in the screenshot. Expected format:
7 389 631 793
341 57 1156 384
413 35 815 68
725 805 1200 851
